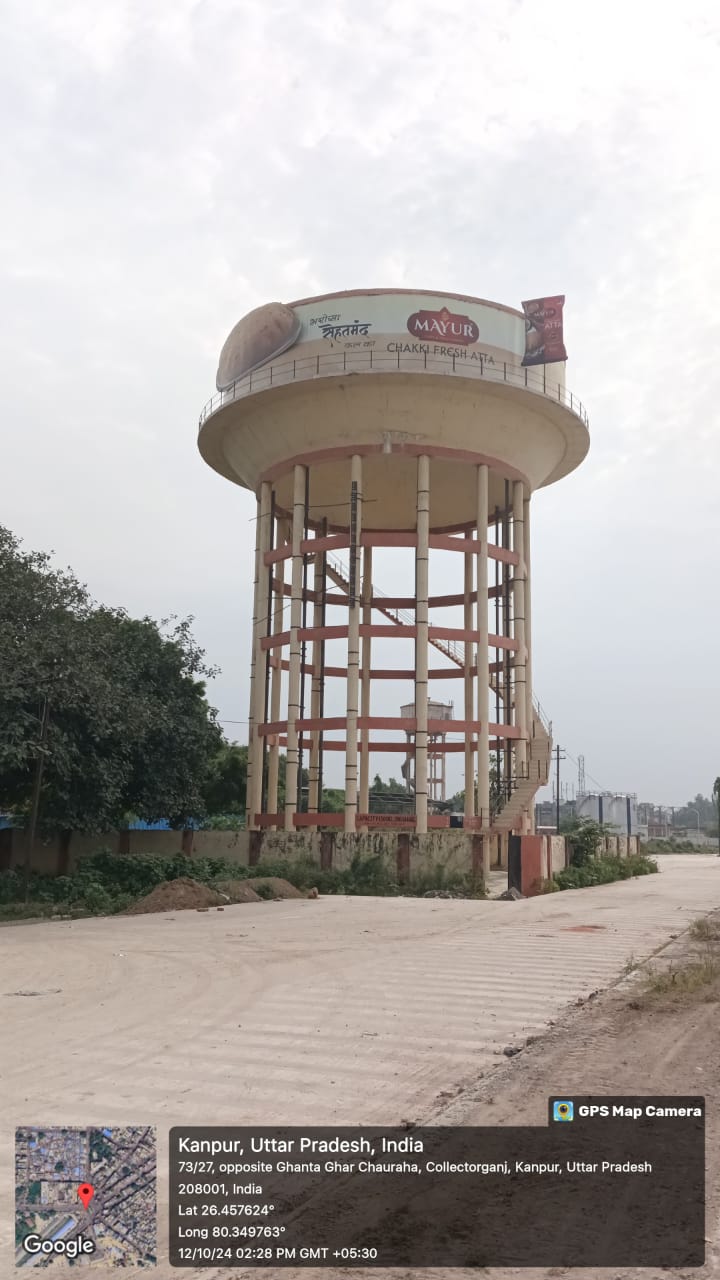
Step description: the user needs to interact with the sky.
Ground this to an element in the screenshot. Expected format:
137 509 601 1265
2 0 719 808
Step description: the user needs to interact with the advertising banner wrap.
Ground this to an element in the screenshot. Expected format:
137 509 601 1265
521 296 567 367
216 293 527 389
293 295 523 367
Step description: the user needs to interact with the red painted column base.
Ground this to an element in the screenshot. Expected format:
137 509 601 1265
520 835 547 897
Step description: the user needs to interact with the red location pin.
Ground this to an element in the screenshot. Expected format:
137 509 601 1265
77 1183 95 1211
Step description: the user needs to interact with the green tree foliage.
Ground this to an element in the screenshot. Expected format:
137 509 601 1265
559 816 613 867
0 526 222 833
202 744 321 820
447 762 505 819
0 526 90 778
275 755 310 811
370 774 406 794
319 788 345 813
203 743 248 816
673 793 717 829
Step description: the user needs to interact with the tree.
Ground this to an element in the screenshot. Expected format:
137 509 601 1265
319 788 345 813
102 612 223 828
203 743 248 816
673 793 716 830
560 816 613 867
0 527 222 837
447 762 505 820
202 746 319 821
714 778 720 856
0 526 91 782
370 774 406 794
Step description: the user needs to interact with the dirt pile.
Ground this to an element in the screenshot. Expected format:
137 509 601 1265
214 880 262 904
124 878 226 915
243 877 305 900
123 876 311 915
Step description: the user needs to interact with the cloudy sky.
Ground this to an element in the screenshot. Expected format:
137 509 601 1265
2 0 718 807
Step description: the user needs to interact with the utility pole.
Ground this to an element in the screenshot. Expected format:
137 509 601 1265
555 744 566 833
23 696 51 903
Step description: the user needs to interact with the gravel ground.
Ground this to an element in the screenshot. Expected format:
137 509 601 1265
2 854 718 1278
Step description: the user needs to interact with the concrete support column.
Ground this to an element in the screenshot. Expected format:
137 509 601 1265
415 455 430 835
284 466 306 828
249 482 273 828
476 465 490 828
358 545 373 823
344 455 363 833
523 494 535 831
512 480 528 780
267 519 287 824
463 532 475 820
246 493 262 829
523 494 533 732
308 541 324 813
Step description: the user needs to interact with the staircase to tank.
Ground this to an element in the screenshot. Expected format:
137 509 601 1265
491 714 553 832
324 554 552 831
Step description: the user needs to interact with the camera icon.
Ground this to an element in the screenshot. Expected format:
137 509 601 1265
553 1100 574 1122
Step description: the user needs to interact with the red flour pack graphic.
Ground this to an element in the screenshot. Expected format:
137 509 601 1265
521 296 567 366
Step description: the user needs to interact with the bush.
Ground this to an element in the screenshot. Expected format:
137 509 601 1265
561 818 613 867
0 869 87 906
203 814 245 831
643 838 709 854
252 881 276 900
81 883 116 915
0 870 23 904
554 854 658 891
0 901 79 921
0 850 488 914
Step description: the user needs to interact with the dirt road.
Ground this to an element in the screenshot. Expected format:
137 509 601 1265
2 854 718 1277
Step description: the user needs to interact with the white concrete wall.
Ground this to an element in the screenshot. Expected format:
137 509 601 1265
550 835 567 872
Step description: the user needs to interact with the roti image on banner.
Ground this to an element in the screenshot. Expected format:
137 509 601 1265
216 302 301 390
521 296 567 366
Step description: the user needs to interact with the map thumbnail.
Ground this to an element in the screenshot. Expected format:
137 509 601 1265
15 1126 156 1268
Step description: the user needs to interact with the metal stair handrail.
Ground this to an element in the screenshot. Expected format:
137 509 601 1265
324 551 551 831
326 553 465 667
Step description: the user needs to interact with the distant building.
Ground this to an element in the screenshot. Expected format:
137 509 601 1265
535 793 638 835
534 799 575 830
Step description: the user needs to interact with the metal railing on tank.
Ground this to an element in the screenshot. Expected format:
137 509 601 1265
198 349 589 429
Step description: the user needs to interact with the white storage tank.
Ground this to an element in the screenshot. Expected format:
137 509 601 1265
576 792 637 835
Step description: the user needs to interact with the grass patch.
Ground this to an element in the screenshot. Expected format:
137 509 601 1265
643 838 714 854
643 956 719 997
0 850 486 918
553 853 658 891
689 915 720 943
0 901 91 922
633 912 720 1003
539 879 560 894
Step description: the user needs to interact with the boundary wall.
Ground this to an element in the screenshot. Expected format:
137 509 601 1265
1 827 640 891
